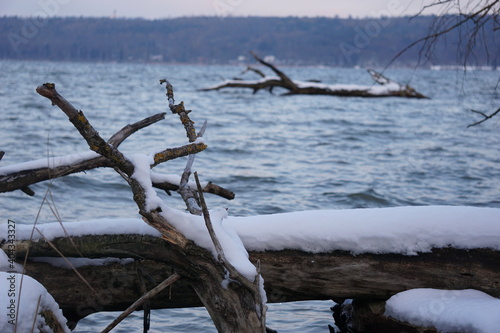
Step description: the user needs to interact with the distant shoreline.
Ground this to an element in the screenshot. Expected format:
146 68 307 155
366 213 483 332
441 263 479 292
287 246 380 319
1 16 497 67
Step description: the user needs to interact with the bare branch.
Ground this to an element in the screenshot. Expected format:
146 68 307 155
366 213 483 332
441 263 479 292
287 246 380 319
36 83 135 176
467 107 500 127
194 171 225 262
178 120 208 215
108 112 166 147
250 51 298 91
202 53 427 98
0 112 165 195
160 79 197 142
194 171 257 293
390 0 499 69
151 142 207 167
101 273 181 333
241 66 266 78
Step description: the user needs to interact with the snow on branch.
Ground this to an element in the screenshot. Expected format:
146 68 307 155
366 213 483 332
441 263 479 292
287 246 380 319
201 52 428 98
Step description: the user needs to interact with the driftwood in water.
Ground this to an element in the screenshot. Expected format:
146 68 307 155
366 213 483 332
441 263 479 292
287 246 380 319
201 52 428 98
5 234 500 329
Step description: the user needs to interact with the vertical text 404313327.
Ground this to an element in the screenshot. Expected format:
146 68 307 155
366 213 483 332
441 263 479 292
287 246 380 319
6 219 16 271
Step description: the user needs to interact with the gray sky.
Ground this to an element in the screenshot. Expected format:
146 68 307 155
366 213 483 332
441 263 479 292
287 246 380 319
1 0 436 19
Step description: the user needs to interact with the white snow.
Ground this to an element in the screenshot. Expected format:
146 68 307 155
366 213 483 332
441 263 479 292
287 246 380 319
2 205 499 257
0 218 161 240
157 205 259 281
1 205 499 330
385 289 500 333
206 78 404 95
129 153 164 211
30 257 135 268
227 206 500 254
127 152 258 281
0 271 69 333
0 151 100 176
295 80 403 95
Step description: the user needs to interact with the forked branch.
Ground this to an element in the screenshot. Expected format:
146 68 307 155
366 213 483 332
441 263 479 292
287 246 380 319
467 107 500 127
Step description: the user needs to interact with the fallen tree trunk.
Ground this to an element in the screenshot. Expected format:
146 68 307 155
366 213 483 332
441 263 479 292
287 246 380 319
201 52 428 98
4 234 499 329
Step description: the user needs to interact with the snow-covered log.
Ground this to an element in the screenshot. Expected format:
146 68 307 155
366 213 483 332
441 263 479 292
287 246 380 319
201 52 428 98
2 206 499 330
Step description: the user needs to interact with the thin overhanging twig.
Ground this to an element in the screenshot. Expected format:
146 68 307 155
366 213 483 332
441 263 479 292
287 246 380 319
467 107 500 127
101 273 181 333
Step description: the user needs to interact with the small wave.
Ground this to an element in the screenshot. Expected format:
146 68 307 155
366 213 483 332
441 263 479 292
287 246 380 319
323 188 392 208
347 189 390 206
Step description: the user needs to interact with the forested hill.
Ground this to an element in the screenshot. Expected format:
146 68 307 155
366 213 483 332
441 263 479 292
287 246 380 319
0 16 497 67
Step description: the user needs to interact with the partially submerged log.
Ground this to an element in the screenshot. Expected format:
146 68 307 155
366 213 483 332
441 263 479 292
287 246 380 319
201 52 428 98
3 234 499 329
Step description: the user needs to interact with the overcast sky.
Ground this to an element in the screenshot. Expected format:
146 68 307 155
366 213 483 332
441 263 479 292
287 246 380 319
1 0 438 19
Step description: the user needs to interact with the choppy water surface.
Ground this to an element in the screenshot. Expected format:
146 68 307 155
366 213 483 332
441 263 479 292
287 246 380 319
0 60 499 331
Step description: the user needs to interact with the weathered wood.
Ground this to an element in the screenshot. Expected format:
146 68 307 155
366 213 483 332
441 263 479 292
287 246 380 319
101 273 180 333
332 300 438 333
31 81 267 332
0 112 230 199
5 234 499 329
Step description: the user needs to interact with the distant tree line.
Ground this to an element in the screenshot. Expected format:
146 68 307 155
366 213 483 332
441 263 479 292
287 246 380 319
0 15 497 67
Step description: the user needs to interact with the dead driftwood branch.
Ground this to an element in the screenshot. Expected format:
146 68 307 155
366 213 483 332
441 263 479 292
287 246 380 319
201 52 428 98
101 272 181 333
467 107 500 128
4 234 499 329
21 81 267 332
0 110 233 200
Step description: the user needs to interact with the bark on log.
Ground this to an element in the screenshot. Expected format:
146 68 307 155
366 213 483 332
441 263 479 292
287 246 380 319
4 234 499 329
332 300 438 333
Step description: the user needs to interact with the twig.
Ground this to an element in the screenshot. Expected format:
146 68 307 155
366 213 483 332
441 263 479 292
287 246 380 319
160 79 197 142
137 269 151 333
36 83 135 176
250 51 298 91
151 143 207 167
101 273 180 333
388 0 499 69
194 172 224 262
30 295 42 333
467 107 500 127
367 69 395 85
241 66 266 78
108 112 166 147
194 172 257 291
179 120 208 215
16 183 58 331
34 227 96 293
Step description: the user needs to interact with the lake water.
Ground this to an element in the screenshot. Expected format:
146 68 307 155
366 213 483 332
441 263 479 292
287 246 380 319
1 60 499 332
